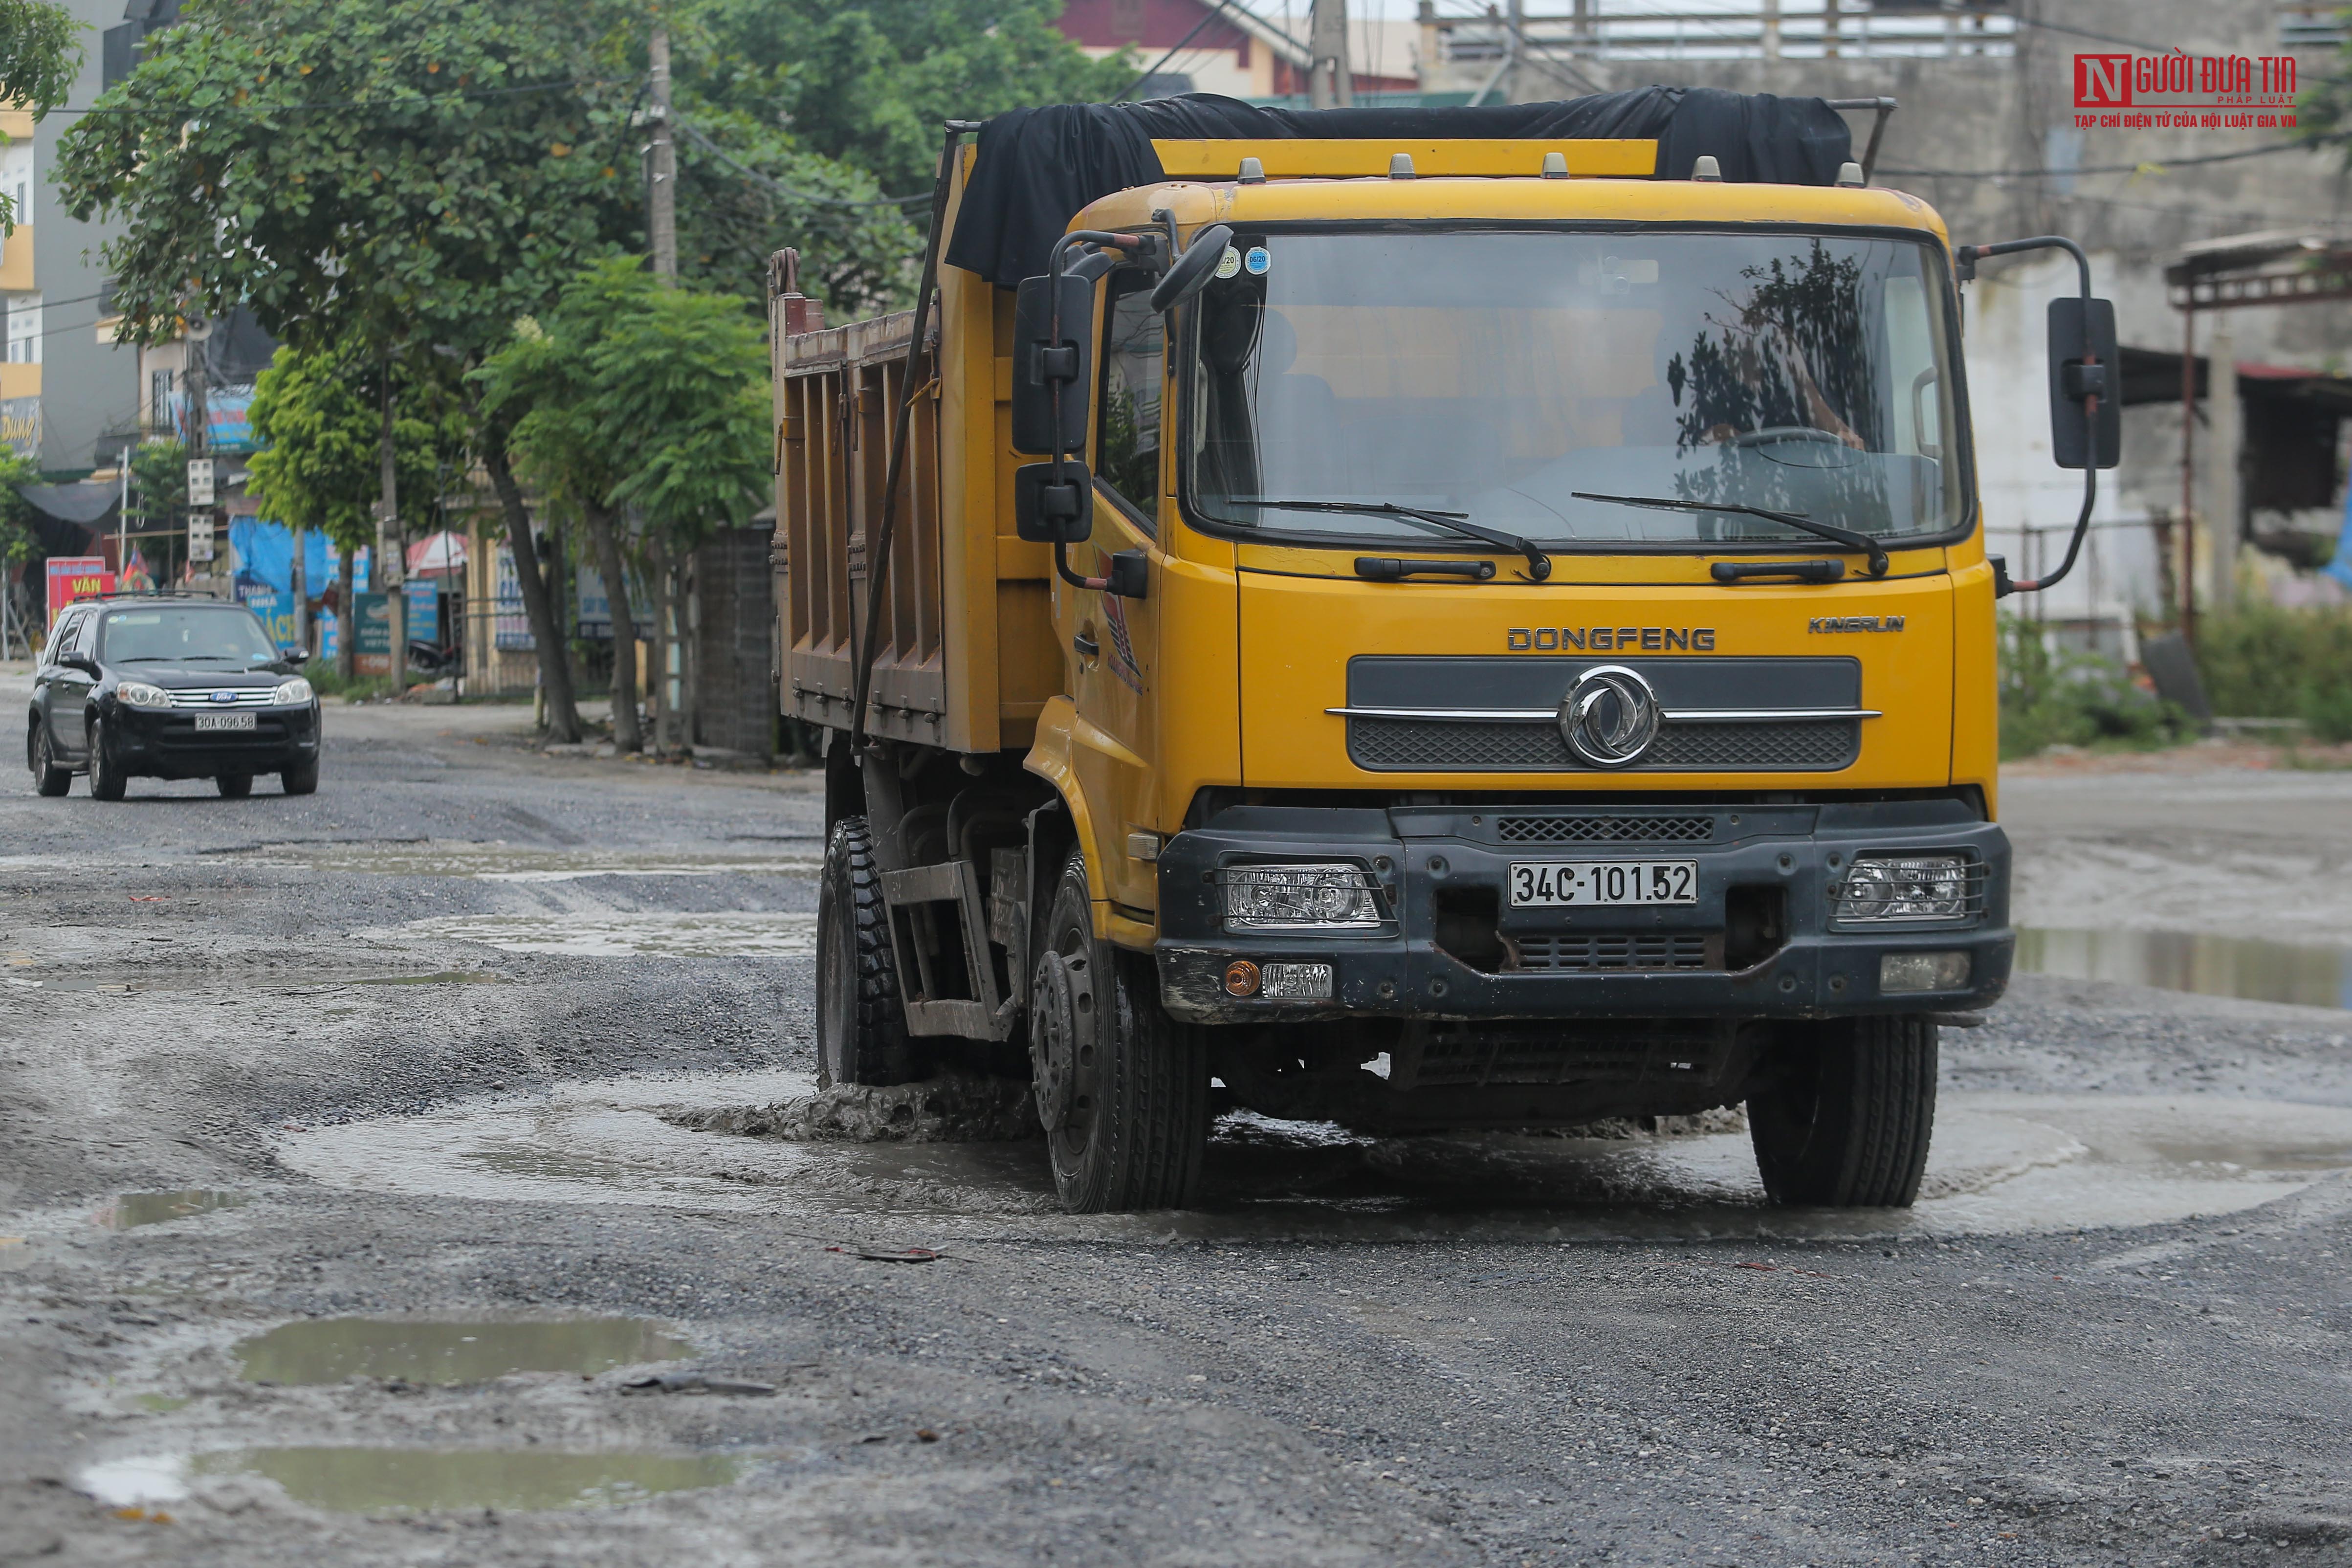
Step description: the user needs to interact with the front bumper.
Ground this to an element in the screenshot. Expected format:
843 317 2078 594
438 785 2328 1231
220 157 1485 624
107 701 320 778
1155 798 2011 1024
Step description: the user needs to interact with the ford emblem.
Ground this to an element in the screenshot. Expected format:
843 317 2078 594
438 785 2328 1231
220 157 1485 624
210 690 238 703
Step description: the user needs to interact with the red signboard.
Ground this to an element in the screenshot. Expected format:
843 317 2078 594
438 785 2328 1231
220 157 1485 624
45 557 113 625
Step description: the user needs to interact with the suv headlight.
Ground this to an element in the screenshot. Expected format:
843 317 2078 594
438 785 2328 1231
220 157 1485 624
271 677 314 706
115 681 172 710
1222 863 1384 931
1833 855 1976 925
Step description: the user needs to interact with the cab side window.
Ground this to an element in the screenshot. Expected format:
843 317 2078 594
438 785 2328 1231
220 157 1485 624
1095 271 1165 521
74 613 101 659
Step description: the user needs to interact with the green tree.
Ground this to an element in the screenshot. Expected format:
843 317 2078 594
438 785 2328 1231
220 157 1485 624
247 341 452 677
0 0 80 228
478 256 769 751
55 0 653 737
681 0 1129 209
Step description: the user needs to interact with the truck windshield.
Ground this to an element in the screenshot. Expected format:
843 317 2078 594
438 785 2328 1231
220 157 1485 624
1186 229 1960 551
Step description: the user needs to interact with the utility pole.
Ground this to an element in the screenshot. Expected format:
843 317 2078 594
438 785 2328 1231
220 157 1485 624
1505 0 1525 103
378 373 406 690
1307 0 1351 109
649 25 677 281
646 20 679 746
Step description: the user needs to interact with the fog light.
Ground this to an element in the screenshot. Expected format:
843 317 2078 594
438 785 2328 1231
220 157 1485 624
1259 962 1334 1001
1223 959 1261 996
1880 950 1970 994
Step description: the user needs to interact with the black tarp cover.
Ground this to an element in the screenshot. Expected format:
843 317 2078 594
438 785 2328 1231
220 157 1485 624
944 89 1854 288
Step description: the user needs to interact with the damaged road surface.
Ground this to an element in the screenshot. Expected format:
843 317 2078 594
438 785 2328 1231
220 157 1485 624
4 701 2352 1565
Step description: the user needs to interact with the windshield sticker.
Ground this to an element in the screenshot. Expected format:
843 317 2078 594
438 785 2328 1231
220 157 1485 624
1244 245 1271 275
1215 245 1242 280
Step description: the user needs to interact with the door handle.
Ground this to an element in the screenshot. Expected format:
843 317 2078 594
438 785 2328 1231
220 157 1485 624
1073 632 1100 662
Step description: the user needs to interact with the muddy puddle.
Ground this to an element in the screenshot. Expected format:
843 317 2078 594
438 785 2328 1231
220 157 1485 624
221 840 818 883
2018 927 2352 1010
378 913 817 958
95 1191 249 1230
274 1069 2352 1240
235 1317 693 1387
84 1447 741 1514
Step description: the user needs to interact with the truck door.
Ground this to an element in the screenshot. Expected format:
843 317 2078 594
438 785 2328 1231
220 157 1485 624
1055 270 1166 914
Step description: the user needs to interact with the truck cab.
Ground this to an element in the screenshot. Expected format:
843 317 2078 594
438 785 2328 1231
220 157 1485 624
778 101 2080 1215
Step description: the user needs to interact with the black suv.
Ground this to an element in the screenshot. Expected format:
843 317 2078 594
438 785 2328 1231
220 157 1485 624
27 596 322 799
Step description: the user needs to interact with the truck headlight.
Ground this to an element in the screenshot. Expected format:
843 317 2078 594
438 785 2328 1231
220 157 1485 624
1833 856 1975 925
1221 863 1383 931
271 677 315 706
115 681 173 710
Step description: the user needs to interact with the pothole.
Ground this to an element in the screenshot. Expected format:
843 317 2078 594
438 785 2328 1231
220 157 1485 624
94 1191 250 1231
84 1447 742 1514
272 1071 2352 1239
374 913 817 958
234 1317 693 1387
2018 927 2352 1010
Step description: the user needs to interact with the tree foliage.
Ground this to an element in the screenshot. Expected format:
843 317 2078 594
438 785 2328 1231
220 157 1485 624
246 342 452 556
54 0 646 358
478 256 769 546
682 0 1129 206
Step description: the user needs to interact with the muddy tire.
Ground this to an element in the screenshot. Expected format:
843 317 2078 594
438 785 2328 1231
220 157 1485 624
815 815 914 1088
281 758 319 796
217 772 253 799
1748 1015 1936 1207
86 717 126 802
1030 848 1209 1213
28 723 69 796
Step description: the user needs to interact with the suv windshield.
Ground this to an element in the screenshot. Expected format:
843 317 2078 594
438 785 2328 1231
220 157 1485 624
1186 229 1960 551
98 606 280 665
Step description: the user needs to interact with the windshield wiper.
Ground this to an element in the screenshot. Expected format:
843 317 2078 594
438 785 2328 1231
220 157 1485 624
1571 491 1889 579
1242 499 1552 581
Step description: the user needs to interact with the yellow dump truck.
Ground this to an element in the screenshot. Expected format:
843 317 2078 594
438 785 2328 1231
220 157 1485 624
771 92 2114 1214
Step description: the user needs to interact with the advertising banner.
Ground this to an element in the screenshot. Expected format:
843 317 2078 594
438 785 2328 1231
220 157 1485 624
238 586 300 654
406 577 439 643
493 541 533 650
352 591 394 676
44 557 112 624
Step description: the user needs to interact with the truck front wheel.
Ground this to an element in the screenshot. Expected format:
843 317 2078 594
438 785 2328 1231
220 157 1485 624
1030 848 1209 1213
815 816 915 1087
1747 1015 1937 1208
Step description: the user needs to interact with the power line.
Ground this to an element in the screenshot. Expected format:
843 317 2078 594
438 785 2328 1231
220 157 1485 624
674 120 930 210
1882 132 2352 182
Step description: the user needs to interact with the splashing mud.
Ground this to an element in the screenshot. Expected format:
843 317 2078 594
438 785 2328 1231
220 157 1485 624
668 1072 1041 1143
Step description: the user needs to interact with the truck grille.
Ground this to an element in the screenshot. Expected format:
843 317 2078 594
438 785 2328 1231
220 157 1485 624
1346 715 1858 773
1493 814 1712 844
1511 931 1714 972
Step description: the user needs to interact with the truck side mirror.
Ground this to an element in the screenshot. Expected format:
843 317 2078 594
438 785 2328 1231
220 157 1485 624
1011 274 1094 457
2048 295 2120 470
1149 223 1235 314
1014 459 1094 544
